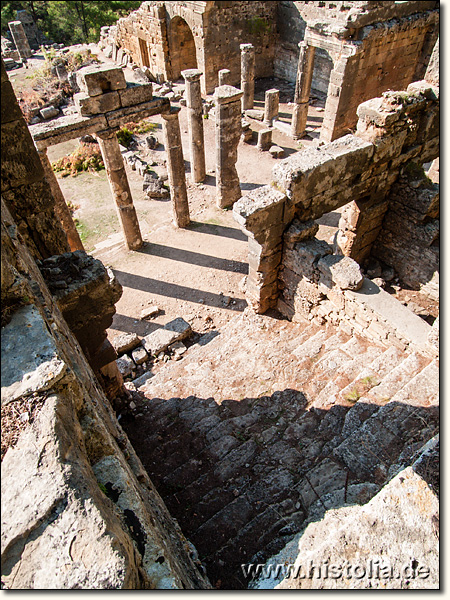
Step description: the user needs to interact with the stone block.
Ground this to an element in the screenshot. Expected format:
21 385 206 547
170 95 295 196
118 83 153 107
111 332 141 356
257 129 272 151
142 318 191 356
132 346 149 365
74 91 121 116
283 238 332 279
116 354 135 377
233 186 286 235
40 106 59 120
77 66 126 97
269 145 285 158
1 305 67 405
284 219 318 244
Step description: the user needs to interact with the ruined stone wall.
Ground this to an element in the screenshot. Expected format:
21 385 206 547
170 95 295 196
1 59 69 260
233 80 438 350
274 2 333 95
371 169 439 301
321 9 438 140
115 1 277 93
1 202 210 589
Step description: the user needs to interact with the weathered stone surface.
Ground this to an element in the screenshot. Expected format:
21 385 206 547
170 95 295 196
74 91 121 116
269 145 285 158
318 255 364 290
132 346 149 365
144 178 170 199
257 129 272 151
1 202 210 590
233 186 286 235
39 105 59 120
117 354 135 377
284 218 319 244
77 65 127 97
140 305 160 320
273 463 438 588
111 332 141 355
118 82 153 107
1 305 67 405
142 318 191 356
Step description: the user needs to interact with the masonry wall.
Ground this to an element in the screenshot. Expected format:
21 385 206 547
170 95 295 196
1 59 69 259
115 1 278 94
325 9 438 140
233 80 439 351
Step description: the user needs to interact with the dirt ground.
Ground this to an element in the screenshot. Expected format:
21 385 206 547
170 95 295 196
8 45 437 344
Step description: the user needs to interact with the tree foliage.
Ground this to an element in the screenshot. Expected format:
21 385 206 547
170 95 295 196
1 1 141 44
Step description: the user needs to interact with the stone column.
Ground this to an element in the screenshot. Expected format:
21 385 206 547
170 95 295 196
161 107 190 228
96 131 143 250
181 68 206 184
218 69 231 86
264 88 279 126
291 42 315 139
214 85 243 209
240 44 255 110
38 149 85 252
8 21 32 60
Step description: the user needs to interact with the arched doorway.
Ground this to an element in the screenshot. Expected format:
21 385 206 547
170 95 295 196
168 16 197 81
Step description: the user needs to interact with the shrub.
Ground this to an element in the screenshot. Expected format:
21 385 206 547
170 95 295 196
52 142 104 177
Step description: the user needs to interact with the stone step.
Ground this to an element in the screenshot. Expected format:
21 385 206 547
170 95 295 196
333 360 439 480
312 346 384 408
336 346 406 407
362 351 428 404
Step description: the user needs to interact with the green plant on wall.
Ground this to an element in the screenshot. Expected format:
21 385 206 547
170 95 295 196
246 16 270 36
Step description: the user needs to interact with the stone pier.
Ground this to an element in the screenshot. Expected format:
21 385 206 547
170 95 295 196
218 69 231 86
240 44 255 110
264 88 279 126
161 107 190 227
38 149 85 252
8 21 32 60
96 130 143 250
181 68 206 184
291 42 315 139
214 85 243 209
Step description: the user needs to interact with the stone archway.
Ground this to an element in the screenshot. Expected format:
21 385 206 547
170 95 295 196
168 16 197 81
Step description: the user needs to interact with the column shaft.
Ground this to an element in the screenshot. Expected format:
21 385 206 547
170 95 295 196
38 148 85 252
161 107 190 228
291 42 315 139
182 69 206 183
240 44 255 110
264 88 279 126
218 69 231 86
96 131 143 250
214 85 243 209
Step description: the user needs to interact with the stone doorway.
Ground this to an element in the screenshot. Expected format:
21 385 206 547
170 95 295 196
168 16 197 81
138 37 150 68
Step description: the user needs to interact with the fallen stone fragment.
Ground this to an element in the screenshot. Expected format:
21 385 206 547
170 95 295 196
140 305 160 320
269 145 285 158
142 318 192 357
170 341 187 359
318 255 364 290
245 109 264 121
144 179 170 199
116 354 135 377
40 106 59 120
111 332 141 355
132 346 149 365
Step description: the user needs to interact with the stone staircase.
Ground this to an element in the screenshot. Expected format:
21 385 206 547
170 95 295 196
121 309 439 589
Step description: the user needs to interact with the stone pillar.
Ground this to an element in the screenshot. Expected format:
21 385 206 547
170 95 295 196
214 85 243 209
218 69 231 86
240 44 255 110
264 88 279 126
291 42 315 139
96 131 143 250
38 149 85 252
233 186 287 314
181 68 206 184
8 21 32 60
161 107 190 227
257 129 272 151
